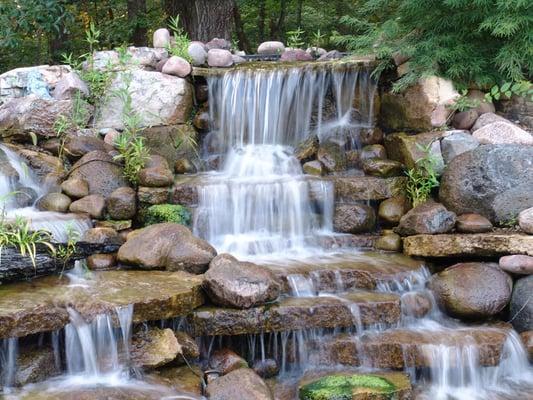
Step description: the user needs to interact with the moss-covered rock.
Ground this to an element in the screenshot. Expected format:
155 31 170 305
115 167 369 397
140 204 191 226
299 373 400 400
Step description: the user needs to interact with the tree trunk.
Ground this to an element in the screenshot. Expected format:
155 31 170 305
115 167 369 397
166 0 235 42
296 0 303 28
233 1 251 53
275 0 288 41
127 0 148 46
258 0 266 42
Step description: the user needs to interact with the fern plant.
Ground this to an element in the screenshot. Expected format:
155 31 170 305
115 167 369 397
404 143 440 207
286 28 305 48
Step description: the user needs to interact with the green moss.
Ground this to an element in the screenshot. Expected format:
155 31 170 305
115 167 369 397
299 374 396 400
140 204 191 227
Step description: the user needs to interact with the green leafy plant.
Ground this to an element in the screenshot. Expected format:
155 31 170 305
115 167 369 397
404 143 440 207
498 216 518 228
311 29 326 48
485 81 533 102
286 28 305 48
55 222 81 269
0 216 55 269
140 204 191 226
166 15 192 62
448 90 481 112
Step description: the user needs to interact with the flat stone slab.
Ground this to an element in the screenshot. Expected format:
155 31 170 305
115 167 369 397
188 291 400 336
403 233 533 257
258 251 425 294
0 270 204 339
319 326 508 368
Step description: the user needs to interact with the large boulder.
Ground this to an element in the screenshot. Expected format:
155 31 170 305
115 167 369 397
206 368 274 400
430 262 512 320
380 76 458 132
107 187 137 220
317 141 346 172
61 177 89 198
0 96 92 140
257 41 285 55
209 349 248 375
333 204 376 234
64 135 108 159
280 49 313 62
68 150 128 198
499 255 533 275
510 276 533 332
131 327 180 369
439 145 533 223
204 254 280 308
95 70 193 130
395 201 456 236
440 130 479 164
36 192 71 213
188 42 208 66
153 28 171 48
117 223 216 274
69 194 106 219
162 56 192 78
207 49 233 68
472 121 533 145
52 71 89 100
141 124 198 167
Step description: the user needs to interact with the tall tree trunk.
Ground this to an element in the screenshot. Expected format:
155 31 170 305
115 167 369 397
166 0 235 42
233 1 251 53
127 0 148 46
258 0 266 42
296 0 303 28
275 0 288 41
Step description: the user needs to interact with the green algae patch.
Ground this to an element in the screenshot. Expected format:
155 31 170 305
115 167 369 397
140 204 191 226
299 374 397 400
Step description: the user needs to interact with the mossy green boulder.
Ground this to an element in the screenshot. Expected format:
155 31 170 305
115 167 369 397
299 373 407 400
140 204 191 226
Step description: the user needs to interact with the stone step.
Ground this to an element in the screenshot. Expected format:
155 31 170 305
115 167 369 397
172 174 405 207
187 291 401 336
318 326 509 369
0 270 204 339
403 233 533 257
257 251 425 294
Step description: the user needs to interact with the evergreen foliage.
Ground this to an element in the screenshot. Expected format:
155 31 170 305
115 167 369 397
333 0 533 90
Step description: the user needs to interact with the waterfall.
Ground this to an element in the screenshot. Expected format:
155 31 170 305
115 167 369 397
194 63 376 259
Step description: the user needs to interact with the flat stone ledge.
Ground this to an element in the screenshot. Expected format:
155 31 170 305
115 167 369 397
403 233 533 257
331 176 407 202
0 270 204 339
187 291 400 336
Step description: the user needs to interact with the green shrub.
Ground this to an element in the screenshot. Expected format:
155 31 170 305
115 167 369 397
404 143 440 207
299 374 396 400
140 204 191 226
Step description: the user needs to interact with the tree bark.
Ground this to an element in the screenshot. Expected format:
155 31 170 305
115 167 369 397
296 0 304 28
275 0 288 40
258 0 266 42
166 0 235 42
233 1 251 53
127 0 148 46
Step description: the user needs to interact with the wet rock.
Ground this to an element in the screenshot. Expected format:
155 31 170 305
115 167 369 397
295 135 319 161
252 359 279 379
96 219 132 231
334 176 406 202
138 166 174 187
317 141 346 172
86 253 116 270
357 127 384 146
68 150 127 198
131 327 180 369
52 71 89 100
280 49 313 62
299 372 411 400
520 331 533 361
430 262 512 320
117 223 216 274
519 207 533 234
95 70 193 130
473 121 533 145
360 144 387 162
210 349 248 374
69 194 106 219
499 255 533 275
345 150 360 168
452 109 478 130
107 186 136 220
188 42 207 66
204 254 280 308
36 192 71 213
303 160 324 176
206 368 273 400
141 124 198 167
175 331 199 361
375 230 402 252
61 177 89 198
395 201 456 236
378 196 411 225
401 292 432 318
174 158 196 174
206 38 231 51
333 204 376 234
207 49 233 67
403 233 533 258
510 275 533 332
145 365 203 396
64 135 108 159
12 146 64 179
138 186 169 204
81 227 121 245
162 56 192 78
380 76 458 131
440 131 479 164
153 28 170 48
15 187 38 207
317 50 343 61
193 110 209 131
439 145 533 223
362 158 404 178
257 41 285 55
15 346 60 386
455 213 492 233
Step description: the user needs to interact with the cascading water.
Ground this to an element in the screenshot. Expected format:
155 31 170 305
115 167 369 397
194 63 376 259
0 145 90 242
